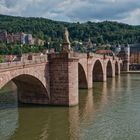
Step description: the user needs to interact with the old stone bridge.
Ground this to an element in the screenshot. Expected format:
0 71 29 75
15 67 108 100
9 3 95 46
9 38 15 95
0 52 121 106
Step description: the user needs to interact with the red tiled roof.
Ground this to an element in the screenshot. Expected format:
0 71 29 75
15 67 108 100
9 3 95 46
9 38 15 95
96 50 113 54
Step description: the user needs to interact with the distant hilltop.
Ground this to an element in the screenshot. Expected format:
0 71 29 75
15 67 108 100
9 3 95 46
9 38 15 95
0 14 140 44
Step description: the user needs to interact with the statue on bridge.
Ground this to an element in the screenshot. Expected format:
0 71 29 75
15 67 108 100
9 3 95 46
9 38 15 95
62 27 72 53
64 27 70 44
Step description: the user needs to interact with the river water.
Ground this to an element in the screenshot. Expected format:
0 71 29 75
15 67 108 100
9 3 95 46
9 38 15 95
0 74 140 140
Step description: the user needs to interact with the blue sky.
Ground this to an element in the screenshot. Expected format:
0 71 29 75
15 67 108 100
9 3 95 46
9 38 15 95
0 0 140 25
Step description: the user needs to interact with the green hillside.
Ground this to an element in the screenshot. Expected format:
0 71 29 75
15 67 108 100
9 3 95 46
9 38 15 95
0 14 140 44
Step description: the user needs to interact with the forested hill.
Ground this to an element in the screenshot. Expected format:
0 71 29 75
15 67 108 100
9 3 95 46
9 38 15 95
0 14 140 44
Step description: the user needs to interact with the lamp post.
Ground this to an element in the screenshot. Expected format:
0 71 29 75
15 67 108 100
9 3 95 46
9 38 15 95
48 42 50 53
60 43 62 52
20 44 23 56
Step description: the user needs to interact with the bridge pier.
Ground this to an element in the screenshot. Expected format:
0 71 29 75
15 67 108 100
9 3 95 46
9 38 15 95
103 73 107 82
118 63 121 75
87 76 93 89
112 62 116 78
48 53 79 106
87 61 93 89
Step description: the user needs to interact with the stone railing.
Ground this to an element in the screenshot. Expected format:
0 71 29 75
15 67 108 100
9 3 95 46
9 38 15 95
0 52 120 70
71 52 120 61
0 55 48 70
72 52 87 58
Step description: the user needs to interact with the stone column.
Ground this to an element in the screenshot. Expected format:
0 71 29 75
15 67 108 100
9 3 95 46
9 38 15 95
118 61 121 75
48 53 79 106
103 61 107 82
103 72 107 82
87 73 93 89
87 58 93 89
112 62 116 77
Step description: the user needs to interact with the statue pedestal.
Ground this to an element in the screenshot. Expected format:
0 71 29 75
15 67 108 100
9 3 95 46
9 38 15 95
62 42 71 53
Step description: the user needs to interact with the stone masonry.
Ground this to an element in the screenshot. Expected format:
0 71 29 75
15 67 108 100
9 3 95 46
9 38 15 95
0 53 121 106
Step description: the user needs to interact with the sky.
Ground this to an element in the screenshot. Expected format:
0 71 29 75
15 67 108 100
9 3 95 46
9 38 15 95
0 0 140 25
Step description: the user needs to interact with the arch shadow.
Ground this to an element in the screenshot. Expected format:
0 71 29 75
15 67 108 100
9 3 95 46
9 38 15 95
92 60 104 82
1 74 49 104
107 60 113 78
78 63 88 89
115 61 119 75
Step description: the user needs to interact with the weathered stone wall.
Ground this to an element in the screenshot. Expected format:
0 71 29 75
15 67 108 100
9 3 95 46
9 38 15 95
48 53 79 106
0 53 121 106
13 75 49 104
0 62 50 104
68 58 79 106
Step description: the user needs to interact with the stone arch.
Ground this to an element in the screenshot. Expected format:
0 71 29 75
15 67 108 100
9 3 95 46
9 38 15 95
115 61 119 75
106 60 113 78
1 74 49 104
92 60 104 82
78 63 88 89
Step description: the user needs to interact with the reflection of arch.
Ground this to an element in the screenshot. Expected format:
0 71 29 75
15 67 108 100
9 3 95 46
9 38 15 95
120 63 123 71
115 61 119 75
93 60 104 82
0 108 18 140
1 74 49 104
78 63 88 89
106 60 113 78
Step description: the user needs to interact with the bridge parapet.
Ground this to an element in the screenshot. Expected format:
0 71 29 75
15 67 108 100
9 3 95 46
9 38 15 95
21 55 48 61
0 55 48 70
69 52 120 62
72 52 87 58
89 53 104 58
91 53 119 61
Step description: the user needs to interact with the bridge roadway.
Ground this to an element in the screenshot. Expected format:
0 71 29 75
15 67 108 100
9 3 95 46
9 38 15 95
0 52 121 106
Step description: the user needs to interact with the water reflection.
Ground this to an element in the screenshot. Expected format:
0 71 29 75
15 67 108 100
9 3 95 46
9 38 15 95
1 75 140 140
80 75 140 140
0 108 18 140
10 106 80 140
0 82 18 140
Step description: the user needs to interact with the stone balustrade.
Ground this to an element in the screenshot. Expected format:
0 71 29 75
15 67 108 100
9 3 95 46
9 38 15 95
0 55 48 70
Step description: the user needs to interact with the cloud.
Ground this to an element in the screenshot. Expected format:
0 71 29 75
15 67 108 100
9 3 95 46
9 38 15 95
120 8 140 25
0 0 140 25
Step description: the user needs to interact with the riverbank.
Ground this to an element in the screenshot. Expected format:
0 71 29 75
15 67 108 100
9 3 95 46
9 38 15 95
121 71 140 74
